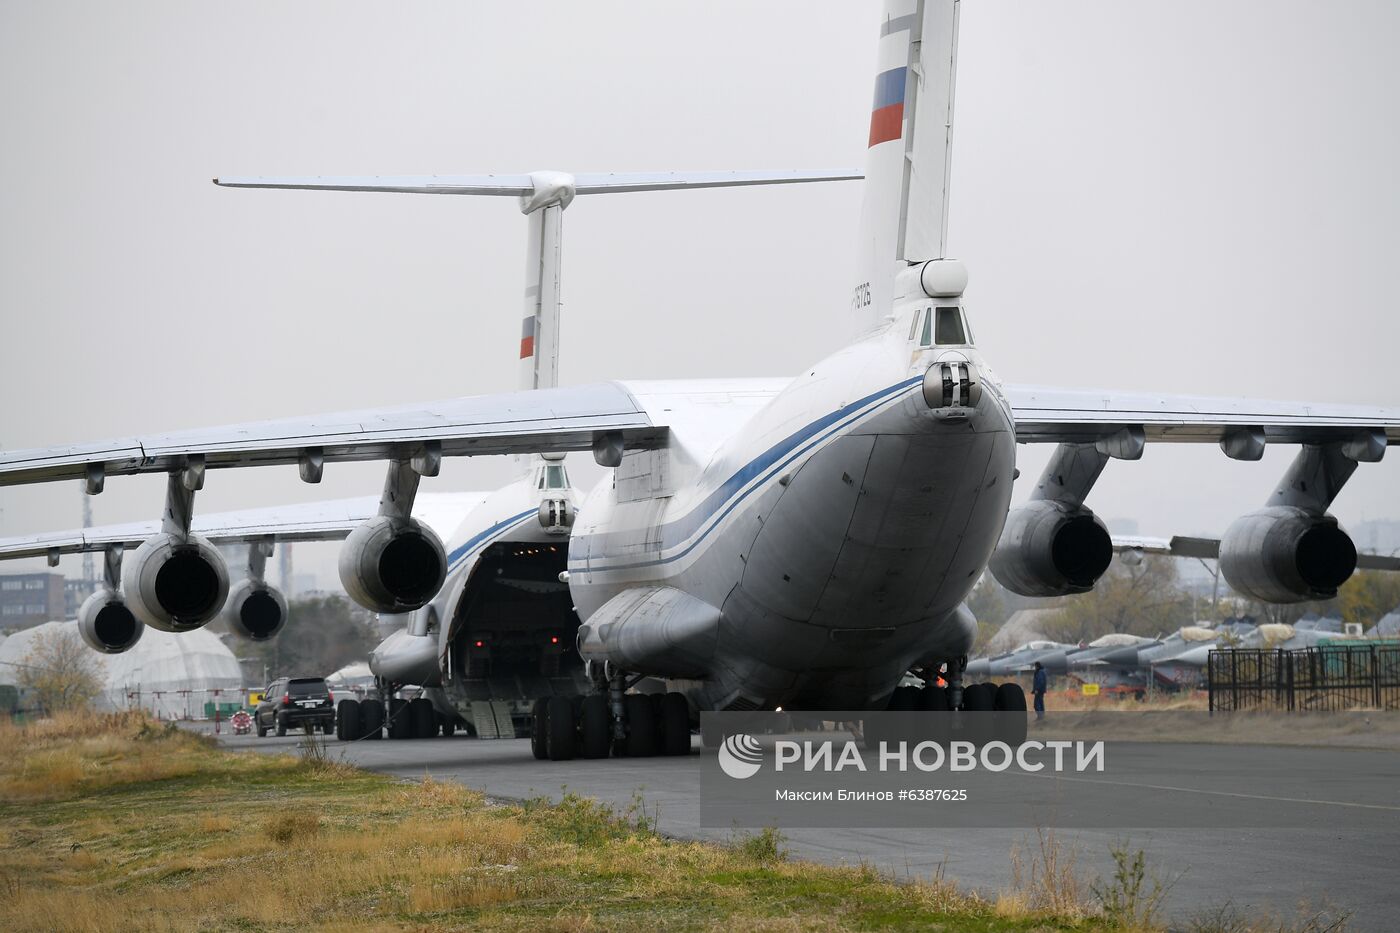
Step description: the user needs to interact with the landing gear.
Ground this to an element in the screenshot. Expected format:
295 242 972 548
337 699 359 741
527 677 692 762
360 698 384 739
869 663 1028 748
578 694 610 759
410 698 436 739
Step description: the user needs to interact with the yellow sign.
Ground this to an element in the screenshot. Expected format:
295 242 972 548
1081 683 1100 696
248 692 263 706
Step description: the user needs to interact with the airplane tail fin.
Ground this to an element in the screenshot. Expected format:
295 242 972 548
216 170 858 393
854 0 961 327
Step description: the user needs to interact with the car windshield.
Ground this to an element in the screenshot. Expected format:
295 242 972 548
287 679 327 696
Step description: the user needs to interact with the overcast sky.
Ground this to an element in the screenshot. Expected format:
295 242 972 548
2 1 1397 587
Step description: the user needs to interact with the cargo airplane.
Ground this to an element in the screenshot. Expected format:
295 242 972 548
2 0 1397 759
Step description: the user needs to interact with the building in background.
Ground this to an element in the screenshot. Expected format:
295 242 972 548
0 571 65 631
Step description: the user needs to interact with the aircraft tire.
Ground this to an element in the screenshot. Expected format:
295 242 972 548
888 685 921 711
579 694 610 759
361 700 384 740
531 698 549 760
660 692 691 756
545 696 576 761
624 694 658 757
387 698 409 740
961 682 996 745
337 700 360 741
993 683 1028 747
699 717 725 749
440 716 456 738
410 698 436 739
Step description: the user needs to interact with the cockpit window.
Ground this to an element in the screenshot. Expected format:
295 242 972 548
908 309 923 341
545 464 567 489
934 306 966 346
920 309 933 346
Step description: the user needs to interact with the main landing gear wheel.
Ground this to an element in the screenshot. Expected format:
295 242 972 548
623 694 657 758
960 681 996 745
387 698 410 740
337 700 360 741
660 692 691 756
410 698 436 739
360 700 384 740
545 696 576 761
531 698 549 760
993 682 1028 747
579 694 610 759
440 715 456 738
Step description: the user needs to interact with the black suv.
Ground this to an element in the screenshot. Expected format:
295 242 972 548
256 677 335 736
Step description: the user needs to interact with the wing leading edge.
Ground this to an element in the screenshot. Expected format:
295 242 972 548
1008 385 1399 446
0 382 666 488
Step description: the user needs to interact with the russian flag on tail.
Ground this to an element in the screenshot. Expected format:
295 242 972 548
868 67 907 147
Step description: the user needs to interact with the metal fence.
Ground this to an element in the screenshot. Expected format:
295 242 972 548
1208 645 1400 711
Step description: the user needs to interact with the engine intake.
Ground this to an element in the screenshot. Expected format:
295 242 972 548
989 500 1113 597
223 578 289 641
1219 507 1356 603
77 590 144 654
122 532 230 632
338 515 447 614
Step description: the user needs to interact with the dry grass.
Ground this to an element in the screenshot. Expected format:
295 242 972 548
2 708 1332 932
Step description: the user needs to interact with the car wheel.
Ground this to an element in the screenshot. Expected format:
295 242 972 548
275 718 287 737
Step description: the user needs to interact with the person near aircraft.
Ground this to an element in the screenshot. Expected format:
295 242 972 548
1032 662 1048 721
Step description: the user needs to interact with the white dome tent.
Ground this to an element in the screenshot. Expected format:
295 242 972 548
0 621 243 720
102 627 244 719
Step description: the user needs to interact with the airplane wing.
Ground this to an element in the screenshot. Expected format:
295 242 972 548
1007 386 1399 446
0 492 489 562
0 382 665 488
1112 535 1400 572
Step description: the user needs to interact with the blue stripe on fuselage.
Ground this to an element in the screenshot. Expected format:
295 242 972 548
574 375 923 573
445 508 537 572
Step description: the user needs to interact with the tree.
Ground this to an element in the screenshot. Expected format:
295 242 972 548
240 595 380 685
19 626 103 712
967 573 1013 653
1040 556 1194 645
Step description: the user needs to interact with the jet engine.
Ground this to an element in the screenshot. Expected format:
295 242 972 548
121 532 231 632
989 500 1113 597
223 578 289 641
77 590 144 654
1219 506 1356 603
338 515 447 614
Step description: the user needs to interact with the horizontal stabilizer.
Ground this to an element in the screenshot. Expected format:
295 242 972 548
214 169 862 198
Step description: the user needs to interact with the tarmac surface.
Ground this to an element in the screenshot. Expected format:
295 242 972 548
208 724 1400 930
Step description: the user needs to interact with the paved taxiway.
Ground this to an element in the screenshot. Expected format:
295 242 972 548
213 728 1398 930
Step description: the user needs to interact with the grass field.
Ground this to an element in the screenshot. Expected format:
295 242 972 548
0 712 1345 932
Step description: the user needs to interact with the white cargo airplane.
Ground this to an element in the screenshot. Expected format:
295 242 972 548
2 0 1397 758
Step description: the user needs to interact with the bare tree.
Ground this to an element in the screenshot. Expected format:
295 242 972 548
1040 556 1194 644
18 626 103 713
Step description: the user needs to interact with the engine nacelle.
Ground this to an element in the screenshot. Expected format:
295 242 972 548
77 590 144 654
1219 507 1356 603
338 515 447 614
122 532 230 632
989 500 1113 597
223 578 289 641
